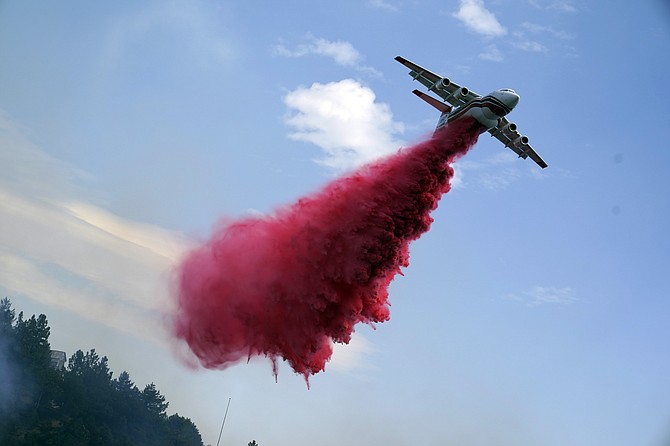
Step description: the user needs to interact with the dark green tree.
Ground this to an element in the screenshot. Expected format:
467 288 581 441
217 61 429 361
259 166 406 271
14 313 54 392
68 349 112 381
0 300 206 446
114 371 137 395
0 297 15 332
61 349 118 443
0 298 18 439
142 383 169 418
167 414 204 446
0 299 63 445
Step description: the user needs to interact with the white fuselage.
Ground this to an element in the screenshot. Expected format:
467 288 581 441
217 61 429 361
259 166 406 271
438 89 520 132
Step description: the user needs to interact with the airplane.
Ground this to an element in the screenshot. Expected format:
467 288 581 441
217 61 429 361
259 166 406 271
396 56 547 169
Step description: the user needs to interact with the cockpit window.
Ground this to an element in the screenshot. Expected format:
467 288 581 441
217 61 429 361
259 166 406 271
500 88 516 93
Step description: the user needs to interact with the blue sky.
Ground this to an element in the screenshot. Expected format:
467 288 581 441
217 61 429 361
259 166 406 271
1 1 669 445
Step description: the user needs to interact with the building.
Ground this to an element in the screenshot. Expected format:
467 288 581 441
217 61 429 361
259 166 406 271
50 350 66 371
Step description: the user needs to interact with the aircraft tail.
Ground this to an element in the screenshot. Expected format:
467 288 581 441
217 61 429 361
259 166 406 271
412 89 452 113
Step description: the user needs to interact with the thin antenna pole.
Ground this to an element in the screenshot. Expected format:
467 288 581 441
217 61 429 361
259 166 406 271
216 398 232 446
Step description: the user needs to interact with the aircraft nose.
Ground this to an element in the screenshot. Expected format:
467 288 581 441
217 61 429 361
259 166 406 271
503 91 520 109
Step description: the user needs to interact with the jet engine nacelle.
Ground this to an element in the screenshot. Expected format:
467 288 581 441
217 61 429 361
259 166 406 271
456 87 469 97
446 86 469 102
502 122 517 134
434 78 451 91
512 135 529 148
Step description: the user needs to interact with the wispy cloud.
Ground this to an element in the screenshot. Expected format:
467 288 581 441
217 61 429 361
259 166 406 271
273 36 381 76
283 79 405 171
454 151 527 191
477 167 522 190
101 0 233 71
522 22 574 40
506 286 577 306
274 36 361 66
513 40 549 53
528 0 577 13
368 0 399 13
548 1 576 13
453 0 507 37
479 44 504 62
0 112 191 347
514 21 577 57
0 112 88 201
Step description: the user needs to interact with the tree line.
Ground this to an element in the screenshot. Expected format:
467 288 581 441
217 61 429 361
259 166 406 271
0 298 204 446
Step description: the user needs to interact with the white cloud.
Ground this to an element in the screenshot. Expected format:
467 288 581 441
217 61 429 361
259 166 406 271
329 333 377 373
284 79 405 171
0 112 191 346
453 0 507 37
451 163 465 189
0 252 167 346
64 203 186 262
507 286 577 306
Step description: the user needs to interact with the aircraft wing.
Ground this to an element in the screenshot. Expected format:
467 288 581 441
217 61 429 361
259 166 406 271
489 117 548 169
395 56 480 107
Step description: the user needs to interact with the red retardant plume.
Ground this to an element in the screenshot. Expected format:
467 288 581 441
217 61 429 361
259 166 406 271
172 118 480 383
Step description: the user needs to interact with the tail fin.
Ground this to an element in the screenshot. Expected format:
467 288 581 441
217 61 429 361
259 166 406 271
412 89 452 113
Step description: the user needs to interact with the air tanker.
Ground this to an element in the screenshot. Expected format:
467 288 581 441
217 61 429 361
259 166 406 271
396 56 547 168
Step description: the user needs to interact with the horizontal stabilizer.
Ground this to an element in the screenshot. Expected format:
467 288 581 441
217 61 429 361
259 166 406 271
412 89 451 113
